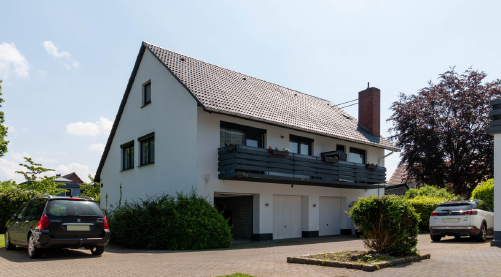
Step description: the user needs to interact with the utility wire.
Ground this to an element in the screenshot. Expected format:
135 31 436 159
339 102 358 109
336 99 358 106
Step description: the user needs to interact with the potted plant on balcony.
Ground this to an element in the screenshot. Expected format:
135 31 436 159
322 153 338 163
366 162 378 170
269 146 289 156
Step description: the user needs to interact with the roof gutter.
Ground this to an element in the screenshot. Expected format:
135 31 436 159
203 107 401 152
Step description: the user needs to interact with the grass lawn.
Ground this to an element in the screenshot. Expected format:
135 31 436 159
218 273 253 277
0 234 4 248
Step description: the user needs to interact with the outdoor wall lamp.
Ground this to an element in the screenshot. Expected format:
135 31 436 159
204 175 210 183
313 204 317 207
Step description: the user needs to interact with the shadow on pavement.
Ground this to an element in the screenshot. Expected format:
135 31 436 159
0 246 100 263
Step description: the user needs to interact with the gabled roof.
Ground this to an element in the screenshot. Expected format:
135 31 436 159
387 164 409 186
95 42 400 181
62 172 84 184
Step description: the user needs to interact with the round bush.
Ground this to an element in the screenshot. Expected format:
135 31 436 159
348 195 420 256
471 179 494 209
108 190 232 250
407 196 449 231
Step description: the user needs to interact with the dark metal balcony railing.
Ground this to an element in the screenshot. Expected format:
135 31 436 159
218 145 386 189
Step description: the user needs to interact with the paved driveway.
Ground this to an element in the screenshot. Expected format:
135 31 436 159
0 234 498 276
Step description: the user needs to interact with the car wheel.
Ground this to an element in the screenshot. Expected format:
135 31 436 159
431 234 441 242
90 246 105 256
454 235 461 240
476 224 487 242
27 233 43 259
5 230 16 250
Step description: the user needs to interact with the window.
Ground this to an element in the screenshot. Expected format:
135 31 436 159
336 145 345 153
349 147 366 164
121 141 134 170
143 82 151 106
220 122 265 148
289 135 313 155
139 133 155 165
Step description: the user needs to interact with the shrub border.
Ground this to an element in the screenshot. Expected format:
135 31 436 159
287 252 431 272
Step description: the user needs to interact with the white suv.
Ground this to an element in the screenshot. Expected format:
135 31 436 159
429 200 494 242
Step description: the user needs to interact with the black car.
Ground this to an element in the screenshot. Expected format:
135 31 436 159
4 195 110 258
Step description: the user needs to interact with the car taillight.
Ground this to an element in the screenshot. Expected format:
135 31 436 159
104 216 109 230
36 215 49 230
431 212 439 216
69 198 81 200
464 210 477 215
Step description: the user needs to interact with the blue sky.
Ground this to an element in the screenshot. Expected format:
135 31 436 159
1 0 500 182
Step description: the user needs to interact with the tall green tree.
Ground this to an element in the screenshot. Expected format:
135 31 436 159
15 157 66 195
0 80 9 157
388 68 501 197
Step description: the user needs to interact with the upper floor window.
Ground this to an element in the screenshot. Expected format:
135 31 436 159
336 145 345 153
121 141 134 170
289 135 313 155
139 133 155 165
349 147 366 164
143 81 151 106
220 121 265 148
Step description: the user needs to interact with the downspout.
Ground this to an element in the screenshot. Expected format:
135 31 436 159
378 151 394 196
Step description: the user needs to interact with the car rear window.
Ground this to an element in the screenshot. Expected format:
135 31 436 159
434 203 474 212
46 200 104 217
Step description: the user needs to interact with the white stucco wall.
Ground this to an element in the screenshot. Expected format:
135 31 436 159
100 50 198 208
494 134 501 233
196 107 386 235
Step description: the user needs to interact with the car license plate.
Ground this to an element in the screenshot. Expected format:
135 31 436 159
443 218 459 223
67 225 90 231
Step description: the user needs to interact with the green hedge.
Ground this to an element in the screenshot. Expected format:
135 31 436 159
348 195 420 256
471 179 494 209
407 196 449 231
0 189 38 233
108 190 232 250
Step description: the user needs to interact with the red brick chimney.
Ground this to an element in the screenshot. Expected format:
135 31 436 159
358 87 380 137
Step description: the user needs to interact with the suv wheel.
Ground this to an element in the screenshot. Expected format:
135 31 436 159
5 230 16 250
431 234 441 242
27 233 43 258
476 224 487 242
90 246 105 256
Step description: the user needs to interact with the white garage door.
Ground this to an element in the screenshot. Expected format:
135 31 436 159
273 195 302 240
319 197 341 236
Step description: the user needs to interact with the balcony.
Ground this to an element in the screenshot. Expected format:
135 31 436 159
218 145 386 189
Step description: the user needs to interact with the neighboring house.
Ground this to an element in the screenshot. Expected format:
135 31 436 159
385 164 416 196
95 41 400 241
53 172 85 197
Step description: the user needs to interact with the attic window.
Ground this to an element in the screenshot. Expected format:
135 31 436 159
243 78 246 80
143 81 151 107
180 58 185 61
342 115 352 120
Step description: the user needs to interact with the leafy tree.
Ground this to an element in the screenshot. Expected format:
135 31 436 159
403 184 459 200
471 179 494 209
79 174 101 203
388 68 501 196
0 180 16 191
15 157 66 195
0 80 9 157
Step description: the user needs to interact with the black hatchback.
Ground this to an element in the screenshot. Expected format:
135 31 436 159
4 195 111 258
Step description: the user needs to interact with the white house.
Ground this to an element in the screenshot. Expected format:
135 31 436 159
95 41 400 241
488 99 501 247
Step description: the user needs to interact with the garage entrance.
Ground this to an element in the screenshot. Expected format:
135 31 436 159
319 196 341 236
273 195 302 240
214 193 253 240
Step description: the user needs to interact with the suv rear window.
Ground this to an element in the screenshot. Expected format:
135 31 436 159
435 203 474 212
46 200 104 217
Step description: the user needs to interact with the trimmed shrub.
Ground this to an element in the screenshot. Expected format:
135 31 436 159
471 179 494 209
0 189 38 233
403 184 459 200
348 195 420 256
108 189 232 250
407 196 449 231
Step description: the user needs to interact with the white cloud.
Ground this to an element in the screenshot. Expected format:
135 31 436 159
66 117 113 136
10 151 30 162
88 143 105 152
0 158 25 182
42 41 79 70
56 163 90 182
37 157 57 163
0 42 30 79
5 125 17 132
55 151 66 155
37 151 48 155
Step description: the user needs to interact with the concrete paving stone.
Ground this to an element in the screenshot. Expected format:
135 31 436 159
0 234 496 276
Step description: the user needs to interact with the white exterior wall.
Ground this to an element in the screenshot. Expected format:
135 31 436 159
196 107 386 236
494 135 501 235
100 50 198 208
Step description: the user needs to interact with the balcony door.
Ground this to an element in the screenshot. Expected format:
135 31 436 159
220 121 265 148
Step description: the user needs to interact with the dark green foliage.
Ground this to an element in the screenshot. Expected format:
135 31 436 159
0 189 38 233
79 174 101 204
348 195 420 256
403 185 459 200
471 179 494 209
108 189 232 250
0 80 9 157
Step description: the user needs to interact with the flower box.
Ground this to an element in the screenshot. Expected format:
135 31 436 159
322 156 338 163
270 149 289 156
366 164 377 170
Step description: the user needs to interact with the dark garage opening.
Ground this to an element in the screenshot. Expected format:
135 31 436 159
214 194 253 240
